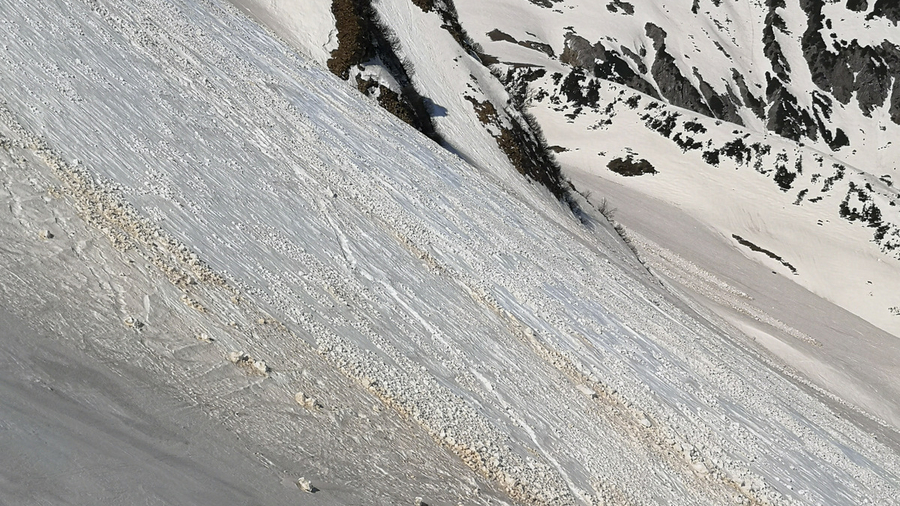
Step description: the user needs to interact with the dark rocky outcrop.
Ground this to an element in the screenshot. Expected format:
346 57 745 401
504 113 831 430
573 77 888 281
646 24 715 118
731 69 766 119
868 0 900 23
328 0 439 140
762 0 791 82
846 0 867 11
488 29 555 57
560 33 606 69
608 156 657 176
606 0 635 15
693 68 743 125
561 33 659 99
801 0 900 123
765 74 817 142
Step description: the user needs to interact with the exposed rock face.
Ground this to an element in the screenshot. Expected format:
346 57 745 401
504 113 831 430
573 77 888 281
762 0 791 82
560 33 606 70
561 33 659 99
869 0 900 23
490 29 555 57
537 0 900 155
645 23 745 125
765 76 814 143
731 69 766 120
800 0 900 123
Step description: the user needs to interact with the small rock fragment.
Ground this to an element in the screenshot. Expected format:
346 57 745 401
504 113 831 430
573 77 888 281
297 477 316 493
39 229 53 239
295 391 322 410
576 384 598 399
228 351 249 364
415 497 428 506
123 316 143 329
180 293 205 312
252 360 269 374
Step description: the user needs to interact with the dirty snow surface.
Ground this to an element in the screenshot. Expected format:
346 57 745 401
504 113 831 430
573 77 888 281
2 0 900 504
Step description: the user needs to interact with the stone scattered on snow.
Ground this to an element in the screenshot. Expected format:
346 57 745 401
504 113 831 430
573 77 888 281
227 351 249 364
123 316 143 329
295 391 322 410
296 477 315 493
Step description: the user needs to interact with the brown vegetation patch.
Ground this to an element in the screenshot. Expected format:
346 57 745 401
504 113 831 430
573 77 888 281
357 77 418 126
410 0 435 12
464 96 570 201
327 0 375 79
464 95 499 126
607 156 657 176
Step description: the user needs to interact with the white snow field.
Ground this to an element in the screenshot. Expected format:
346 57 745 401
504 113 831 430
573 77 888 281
2 1 900 505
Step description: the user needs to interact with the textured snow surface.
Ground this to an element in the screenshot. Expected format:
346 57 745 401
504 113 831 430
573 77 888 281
2 0 900 505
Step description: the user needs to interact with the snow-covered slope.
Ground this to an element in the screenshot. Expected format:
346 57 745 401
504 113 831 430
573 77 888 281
3 0 900 505
232 0 900 344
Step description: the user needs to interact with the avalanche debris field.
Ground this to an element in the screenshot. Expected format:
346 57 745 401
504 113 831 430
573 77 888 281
1 0 899 504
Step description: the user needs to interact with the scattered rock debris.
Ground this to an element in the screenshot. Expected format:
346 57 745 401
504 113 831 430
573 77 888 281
180 293 206 312
295 391 323 410
227 351 269 376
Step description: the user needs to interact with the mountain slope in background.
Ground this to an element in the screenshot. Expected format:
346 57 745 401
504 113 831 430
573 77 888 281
3 0 900 505
450 0 900 332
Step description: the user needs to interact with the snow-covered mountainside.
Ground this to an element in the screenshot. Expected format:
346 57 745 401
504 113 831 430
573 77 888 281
232 0 900 435
3 0 900 505
448 0 900 334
